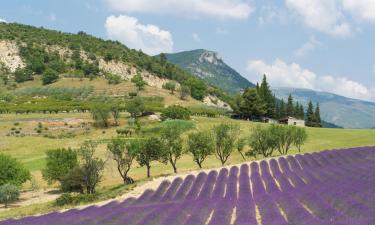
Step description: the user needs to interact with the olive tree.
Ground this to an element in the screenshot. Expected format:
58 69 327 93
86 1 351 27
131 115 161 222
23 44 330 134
248 125 278 158
136 137 165 178
160 120 192 173
131 74 146 91
78 141 105 194
91 103 111 128
293 127 308 152
187 131 214 168
273 125 296 155
236 137 247 160
0 184 20 208
107 138 140 184
163 82 176 94
212 123 240 165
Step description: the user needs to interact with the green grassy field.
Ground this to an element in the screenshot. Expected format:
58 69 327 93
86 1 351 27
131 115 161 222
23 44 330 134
1 113 375 189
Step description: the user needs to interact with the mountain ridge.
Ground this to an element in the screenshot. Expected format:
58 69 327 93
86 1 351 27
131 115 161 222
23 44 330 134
164 49 255 94
272 87 375 129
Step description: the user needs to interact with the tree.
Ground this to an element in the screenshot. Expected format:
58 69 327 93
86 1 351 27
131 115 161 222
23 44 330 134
42 68 59 85
131 74 146 91
212 123 240 165
314 103 322 127
248 125 278 157
258 75 276 118
110 104 121 126
274 125 296 155
236 137 247 160
240 88 266 119
186 77 207 100
287 94 294 116
0 184 20 208
306 101 315 127
0 154 30 187
279 100 287 119
14 68 33 83
136 137 165 178
179 85 190 100
164 82 176 94
78 141 105 194
161 105 190 120
294 127 308 152
187 131 214 168
42 148 79 186
91 103 111 127
125 97 145 118
107 139 140 184
160 121 191 173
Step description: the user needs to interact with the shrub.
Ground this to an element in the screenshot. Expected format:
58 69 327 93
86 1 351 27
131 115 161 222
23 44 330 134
0 154 30 186
105 73 121 84
131 74 146 90
187 131 214 168
42 148 79 187
128 92 137 98
163 81 176 94
42 69 59 85
0 184 20 208
161 105 190 120
55 193 74 206
14 68 33 83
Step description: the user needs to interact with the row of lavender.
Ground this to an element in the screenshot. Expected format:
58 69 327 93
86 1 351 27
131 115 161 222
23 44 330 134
2 146 375 225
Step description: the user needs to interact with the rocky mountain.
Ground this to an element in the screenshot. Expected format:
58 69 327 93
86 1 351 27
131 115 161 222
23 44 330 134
164 49 255 94
273 87 375 129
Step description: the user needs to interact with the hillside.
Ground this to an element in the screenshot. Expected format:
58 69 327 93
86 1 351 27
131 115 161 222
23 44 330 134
273 87 375 129
164 49 255 94
0 23 231 106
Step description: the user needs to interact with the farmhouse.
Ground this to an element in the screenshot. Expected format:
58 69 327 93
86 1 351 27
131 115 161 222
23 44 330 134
279 116 305 127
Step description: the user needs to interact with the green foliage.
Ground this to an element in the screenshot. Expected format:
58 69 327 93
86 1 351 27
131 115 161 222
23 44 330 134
161 105 190 120
136 137 165 178
105 73 121 85
131 74 146 91
160 120 193 173
258 75 276 118
125 97 145 118
128 92 137 98
0 154 30 187
239 88 266 119
163 81 176 94
294 127 308 152
0 184 20 208
78 141 105 194
186 77 207 100
236 137 247 160
55 193 74 206
187 131 214 168
212 123 240 165
60 167 84 193
179 85 190 100
42 68 59 85
14 68 33 83
272 125 296 155
14 86 94 100
306 101 321 127
107 138 140 184
188 106 228 117
248 125 278 157
159 120 195 131
42 148 79 187
91 103 111 128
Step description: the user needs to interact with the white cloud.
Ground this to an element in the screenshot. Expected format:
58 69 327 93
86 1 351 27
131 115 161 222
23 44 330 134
342 0 375 22
0 18 7 23
106 0 254 20
105 15 173 55
247 59 375 101
192 33 201 42
258 5 289 25
295 36 321 57
285 0 352 37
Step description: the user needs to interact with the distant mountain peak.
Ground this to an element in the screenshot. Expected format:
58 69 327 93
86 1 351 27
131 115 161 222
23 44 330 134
198 50 222 65
164 49 254 93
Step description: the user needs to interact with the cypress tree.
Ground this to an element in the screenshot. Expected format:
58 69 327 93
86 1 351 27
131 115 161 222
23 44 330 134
258 75 276 118
240 88 266 120
294 102 300 118
279 100 286 118
306 101 315 127
286 94 294 116
299 105 305 120
314 103 322 127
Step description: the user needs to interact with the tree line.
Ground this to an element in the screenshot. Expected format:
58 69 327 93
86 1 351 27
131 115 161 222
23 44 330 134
232 75 322 127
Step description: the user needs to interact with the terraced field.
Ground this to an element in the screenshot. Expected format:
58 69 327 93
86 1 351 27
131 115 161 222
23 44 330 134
2 147 375 225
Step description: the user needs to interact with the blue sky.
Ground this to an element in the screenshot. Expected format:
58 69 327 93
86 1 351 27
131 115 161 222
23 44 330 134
1 0 375 101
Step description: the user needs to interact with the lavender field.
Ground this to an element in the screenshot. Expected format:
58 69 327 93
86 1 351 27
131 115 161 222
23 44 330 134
2 147 375 225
